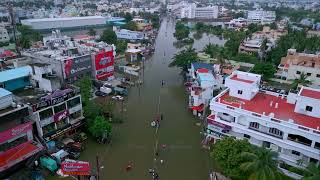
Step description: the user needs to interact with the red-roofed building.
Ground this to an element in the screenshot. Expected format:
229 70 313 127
206 71 320 175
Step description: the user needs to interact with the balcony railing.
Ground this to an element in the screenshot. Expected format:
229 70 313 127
248 126 283 139
287 137 312 147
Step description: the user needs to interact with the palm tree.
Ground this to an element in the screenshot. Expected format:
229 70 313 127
291 73 312 89
303 163 320 180
240 148 280 180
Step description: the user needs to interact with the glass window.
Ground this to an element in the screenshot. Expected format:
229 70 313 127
269 128 283 137
249 122 259 129
67 97 80 109
39 108 53 120
56 119 68 130
244 134 251 139
54 103 66 113
238 90 243 94
306 106 313 112
42 123 56 135
316 74 320 78
291 150 300 156
306 73 312 76
70 111 81 120
296 71 301 74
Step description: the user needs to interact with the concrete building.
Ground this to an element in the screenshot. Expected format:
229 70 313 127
180 3 219 19
275 49 320 88
206 71 320 178
27 87 84 141
0 66 32 91
247 10 276 24
21 16 107 30
0 88 43 173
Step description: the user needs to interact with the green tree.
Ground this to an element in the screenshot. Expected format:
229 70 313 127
89 116 112 138
75 76 92 104
100 28 117 45
270 22 278 30
210 137 254 179
124 12 133 22
123 21 138 31
174 21 190 40
251 63 276 80
169 46 197 71
303 163 320 180
19 35 31 49
240 148 280 180
116 39 128 54
291 73 312 89
84 102 101 124
87 28 96 36
17 25 42 41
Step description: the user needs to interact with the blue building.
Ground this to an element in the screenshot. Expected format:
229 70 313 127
0 66 32 91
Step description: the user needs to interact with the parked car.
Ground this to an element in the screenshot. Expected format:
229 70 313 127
62 138 84 152
95 90 108 97
74 132 88 142
65 148 80 159
112 95 124 101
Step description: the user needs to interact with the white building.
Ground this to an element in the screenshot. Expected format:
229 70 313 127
247 10 276 24
275 49 320 88
0 26 9 43
187 63 222 116
115 29 145 40
21 16 107 30
180 3 219 19
207 71 320 176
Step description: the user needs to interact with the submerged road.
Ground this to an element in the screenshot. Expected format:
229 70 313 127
78 17 224 180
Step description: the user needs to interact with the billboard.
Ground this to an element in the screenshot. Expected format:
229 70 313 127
61 161 91 176
0 122 33 144
94 50 114 80
64 55 92 80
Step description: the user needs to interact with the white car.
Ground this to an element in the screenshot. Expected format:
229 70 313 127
112 95 123 101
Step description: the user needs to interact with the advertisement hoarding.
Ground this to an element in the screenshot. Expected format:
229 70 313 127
0 122 33 144
64 55 92 80
61 161 91 176
94 50 114 80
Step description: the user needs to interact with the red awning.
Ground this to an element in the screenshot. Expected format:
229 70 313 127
0 141 43 172
190 104 204 111
197 68 209 73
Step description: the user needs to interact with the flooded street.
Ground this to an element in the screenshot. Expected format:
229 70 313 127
77 17 225 180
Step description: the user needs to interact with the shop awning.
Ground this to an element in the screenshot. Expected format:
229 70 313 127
190 104 204 111
0 141 43 172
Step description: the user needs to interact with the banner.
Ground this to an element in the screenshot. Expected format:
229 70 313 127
64 55 92 79
54 110 69 122
61 161 91 176
0 122 33 144
94 50 114 80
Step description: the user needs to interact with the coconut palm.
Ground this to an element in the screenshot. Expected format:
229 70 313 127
291 73 312 89
240 148 280 180
303 163 320 180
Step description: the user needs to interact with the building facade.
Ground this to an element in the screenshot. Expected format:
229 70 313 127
180 3 219 19
247 10 276 24
0 88 43 173
206 71 320 172
275 49 320 88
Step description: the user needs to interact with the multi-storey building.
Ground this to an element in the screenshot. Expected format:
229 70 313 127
247 10 276 24
275 49 320 88
0 26 9 43
25 87 84 142
206 71 320 171
180 3 219 19
0 88 43 173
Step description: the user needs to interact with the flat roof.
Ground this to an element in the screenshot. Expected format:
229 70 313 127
217 92 320 130
300 88 320 100
0 66 31 83
21 16 105 23
198 72 215 82
230 75 254 84
0 88 11 97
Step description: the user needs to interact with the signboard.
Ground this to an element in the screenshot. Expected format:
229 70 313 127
94 51 114 80
54 110 69 122
64 55 92 79
0 122 32 144
61 161 91 176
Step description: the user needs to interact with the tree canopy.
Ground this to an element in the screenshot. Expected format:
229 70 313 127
169 46 197 71
100 28 117 45
174 21 190 40
303 163 320 180
291 73 312 89
251 63 276 80
123 21 138 31
89 116 112 138
87 28 96 36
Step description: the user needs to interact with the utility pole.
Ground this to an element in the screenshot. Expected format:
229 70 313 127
7 4 20 56
96 155 100 180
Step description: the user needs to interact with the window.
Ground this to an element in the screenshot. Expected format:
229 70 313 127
269 128 283 137
244 134 251 139
56 119 68 129
222 113 229 116
54 103 66 114
317 74 320 78
263 141 271 148
306 73 312 76
238 90 243 95
315 142 320 150
306 106 313 112
296 71 301 75
39 108 53 120
310 158 319 164
249 122 259 129
42 123 56 136
67 97 80 109
291 150 300 156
